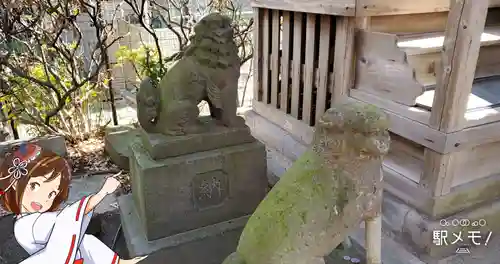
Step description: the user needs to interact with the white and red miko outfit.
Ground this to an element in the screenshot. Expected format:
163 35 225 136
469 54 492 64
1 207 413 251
14 196 119 264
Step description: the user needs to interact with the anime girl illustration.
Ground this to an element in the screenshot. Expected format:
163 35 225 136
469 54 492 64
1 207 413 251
0 143 137 264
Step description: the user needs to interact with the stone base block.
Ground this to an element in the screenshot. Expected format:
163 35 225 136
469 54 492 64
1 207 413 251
0 135 66 156
140 116 255 160
383 191 500 263
118 194 245 263
129 139 267 241
0 135 67 165
120 194 372 264
104 125 141 170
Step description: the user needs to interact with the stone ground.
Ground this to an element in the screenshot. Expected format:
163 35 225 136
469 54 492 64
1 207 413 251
0 174 131 263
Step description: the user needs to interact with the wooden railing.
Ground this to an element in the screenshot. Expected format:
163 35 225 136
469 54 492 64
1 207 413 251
253 8 340 127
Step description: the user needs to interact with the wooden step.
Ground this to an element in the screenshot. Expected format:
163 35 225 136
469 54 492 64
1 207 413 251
398 26 500 55
416 76 500 111
396 27 500 88
416 76 500 126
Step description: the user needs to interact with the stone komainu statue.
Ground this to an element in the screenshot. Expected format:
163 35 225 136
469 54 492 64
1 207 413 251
136 13 241 135
222 100 390 264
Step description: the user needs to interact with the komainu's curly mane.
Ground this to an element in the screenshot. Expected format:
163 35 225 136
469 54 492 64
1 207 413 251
184 13 240 69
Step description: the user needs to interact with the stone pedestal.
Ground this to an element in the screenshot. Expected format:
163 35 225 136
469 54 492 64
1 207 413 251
123 117 268 243
118 194 247 261
139 116 256 160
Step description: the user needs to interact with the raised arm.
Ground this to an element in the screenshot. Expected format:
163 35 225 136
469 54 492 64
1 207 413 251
84 175 121 215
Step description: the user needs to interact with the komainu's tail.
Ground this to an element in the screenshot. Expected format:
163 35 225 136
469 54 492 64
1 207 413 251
136 77 160 132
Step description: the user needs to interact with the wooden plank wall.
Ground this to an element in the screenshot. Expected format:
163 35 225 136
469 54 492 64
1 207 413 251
254 8 337 127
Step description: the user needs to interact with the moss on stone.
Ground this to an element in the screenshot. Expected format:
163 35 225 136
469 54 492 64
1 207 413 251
320 100 389 134
222 100 389 264
235 150 354 263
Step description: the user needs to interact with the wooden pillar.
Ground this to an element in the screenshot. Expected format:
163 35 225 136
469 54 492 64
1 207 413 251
355 16 371 30
421 149 458 196
423 0 489 199
331 16 356 103
429 0 489 133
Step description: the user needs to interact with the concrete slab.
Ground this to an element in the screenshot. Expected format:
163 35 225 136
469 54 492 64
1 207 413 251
118 194 247 260
66 174 118 214
0 135 66 158
104 126 141 170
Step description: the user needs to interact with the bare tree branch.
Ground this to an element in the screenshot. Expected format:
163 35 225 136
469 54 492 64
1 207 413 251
0 0 122 140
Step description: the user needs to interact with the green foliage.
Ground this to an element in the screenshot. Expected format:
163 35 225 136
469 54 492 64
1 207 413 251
0 0 117 141
115 45 166 87
2 54 105 139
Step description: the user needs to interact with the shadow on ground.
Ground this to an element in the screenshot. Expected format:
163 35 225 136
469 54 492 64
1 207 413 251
0 211 129 264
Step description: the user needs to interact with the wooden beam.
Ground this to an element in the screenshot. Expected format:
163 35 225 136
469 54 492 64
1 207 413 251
250 0 356 16
350 89 430 125
332 16 356 103
444 120 500 153
384 159 500 219
357 0 449 16
450 142 500 188
252 100 314 144
356 0 500 16
350 90 500 155
429 0 489 133
253 8 263 102
346 96 447 153
371 12 448 34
